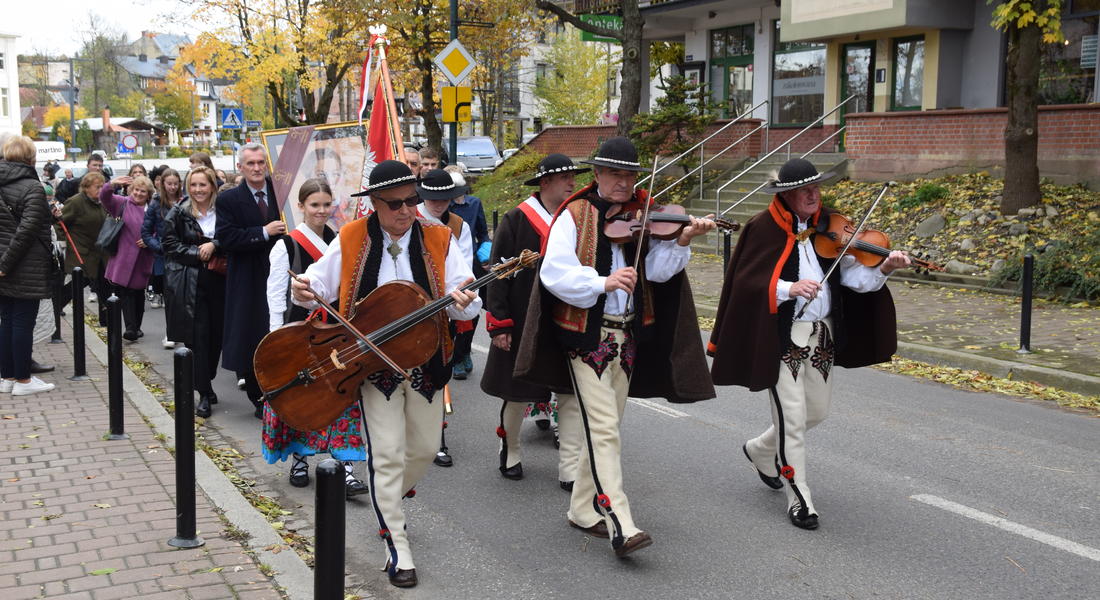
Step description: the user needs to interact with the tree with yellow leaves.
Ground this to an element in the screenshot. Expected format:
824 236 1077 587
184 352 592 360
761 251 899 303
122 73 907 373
180 0 370 126
988 0 1064 213
44 104 90 145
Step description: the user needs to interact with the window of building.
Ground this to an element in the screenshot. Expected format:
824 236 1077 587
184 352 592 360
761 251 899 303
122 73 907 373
0 87 8 118
1069 0 1100 15
0 51 5 69
1039 13 1098 104
535 63 548 83
711 24 754 60
891 36 925 110
711 23 756 118
771 20 826 125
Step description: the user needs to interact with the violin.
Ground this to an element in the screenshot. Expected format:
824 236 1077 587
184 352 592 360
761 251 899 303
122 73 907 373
811 213 943 272
253 250 539 431
604 203 739 243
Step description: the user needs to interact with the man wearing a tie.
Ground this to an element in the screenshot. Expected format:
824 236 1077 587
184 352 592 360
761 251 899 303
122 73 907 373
215 142 286 417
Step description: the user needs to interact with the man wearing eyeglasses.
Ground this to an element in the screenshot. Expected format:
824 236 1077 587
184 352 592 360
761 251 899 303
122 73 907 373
289 160 479 589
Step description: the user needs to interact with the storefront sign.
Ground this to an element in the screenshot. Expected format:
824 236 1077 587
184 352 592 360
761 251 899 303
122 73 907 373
773 75 825 97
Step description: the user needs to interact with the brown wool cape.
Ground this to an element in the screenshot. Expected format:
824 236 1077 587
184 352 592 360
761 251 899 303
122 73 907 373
513 186 715 404
708 197 898 391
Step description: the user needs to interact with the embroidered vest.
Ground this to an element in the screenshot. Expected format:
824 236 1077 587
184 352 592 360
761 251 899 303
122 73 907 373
337 216 455 364
550 193 656 352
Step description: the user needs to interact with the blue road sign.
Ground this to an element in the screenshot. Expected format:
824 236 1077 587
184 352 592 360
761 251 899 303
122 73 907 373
117 142 134 154
221 108 244 129
245 120 262 128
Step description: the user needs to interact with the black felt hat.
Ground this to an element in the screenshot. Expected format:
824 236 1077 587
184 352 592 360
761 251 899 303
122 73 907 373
580 136 650 172
350 160 417 197
416 168 461 201
523 153 591 186
759 158 842 194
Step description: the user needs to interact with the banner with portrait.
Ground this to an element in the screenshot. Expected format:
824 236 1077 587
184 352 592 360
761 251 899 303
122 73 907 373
260 120 371 231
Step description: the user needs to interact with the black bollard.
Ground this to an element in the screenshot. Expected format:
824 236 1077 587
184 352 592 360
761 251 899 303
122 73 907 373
723 230 732 273
1018 253 1034 354
492 209 498 233
314 458 346 600
50 273 63 343
70 267 89 381
168 348 204 548
105 294 128 440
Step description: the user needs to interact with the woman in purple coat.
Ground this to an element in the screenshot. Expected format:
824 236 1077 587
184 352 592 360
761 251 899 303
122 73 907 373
100 175 155 340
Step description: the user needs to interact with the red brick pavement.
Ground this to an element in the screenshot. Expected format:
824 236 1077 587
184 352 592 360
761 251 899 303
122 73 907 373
0 338 285 599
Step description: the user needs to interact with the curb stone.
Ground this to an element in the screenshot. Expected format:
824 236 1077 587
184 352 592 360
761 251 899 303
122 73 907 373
72 315 317 600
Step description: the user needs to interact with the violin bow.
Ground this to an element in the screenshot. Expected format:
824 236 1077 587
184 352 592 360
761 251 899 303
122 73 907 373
287 269 413 379
794 181 894 320
625 154 661 315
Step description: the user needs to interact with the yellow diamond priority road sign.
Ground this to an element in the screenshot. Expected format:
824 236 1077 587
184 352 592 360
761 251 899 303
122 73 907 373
433 39 476 86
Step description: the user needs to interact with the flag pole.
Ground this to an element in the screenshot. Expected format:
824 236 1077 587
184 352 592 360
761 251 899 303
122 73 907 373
377 43 406 162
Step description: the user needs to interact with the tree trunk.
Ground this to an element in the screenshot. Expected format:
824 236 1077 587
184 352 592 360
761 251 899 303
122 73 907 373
420 61 443 152
1002 10 1042 214
616 0 645 135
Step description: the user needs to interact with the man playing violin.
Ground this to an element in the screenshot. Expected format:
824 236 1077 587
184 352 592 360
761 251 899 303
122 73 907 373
290 160 480 588
515 136 716 558
708 158 909 530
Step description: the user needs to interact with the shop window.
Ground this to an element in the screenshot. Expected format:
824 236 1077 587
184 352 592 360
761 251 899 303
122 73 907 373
711 24 754 60
891 36 924 110
1039 14 1098 104
771 20 826 125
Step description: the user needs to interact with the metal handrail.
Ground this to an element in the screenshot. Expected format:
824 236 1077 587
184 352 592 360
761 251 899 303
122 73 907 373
652 122 767 200
714 94 858 217
635 99 768 189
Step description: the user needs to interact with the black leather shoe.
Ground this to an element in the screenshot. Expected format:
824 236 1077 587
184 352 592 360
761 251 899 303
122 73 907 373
207 392 218 405
289 456 309 488
559 480 574 492
388 568 418 588
123 330 138 341
743 444 784 490
500 462 523 480
29 360 55 374
788 504 819 530
345 477 369 498
568 519 609 539
433 451 453 467
195 395 212 418
613 531 653 557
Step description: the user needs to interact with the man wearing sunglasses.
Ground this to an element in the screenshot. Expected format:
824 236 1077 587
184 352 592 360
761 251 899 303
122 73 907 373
290 160 479 589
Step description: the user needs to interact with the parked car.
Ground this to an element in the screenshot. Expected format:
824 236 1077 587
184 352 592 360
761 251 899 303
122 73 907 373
446 136 501 173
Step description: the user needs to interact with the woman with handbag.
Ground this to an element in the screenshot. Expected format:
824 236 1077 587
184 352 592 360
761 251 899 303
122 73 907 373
163 167 226 418
260 178 367 496
60 172 108 325
0 136 57 396
99 175 155 340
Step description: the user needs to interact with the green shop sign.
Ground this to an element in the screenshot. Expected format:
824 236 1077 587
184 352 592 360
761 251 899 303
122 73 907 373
580 15 622 44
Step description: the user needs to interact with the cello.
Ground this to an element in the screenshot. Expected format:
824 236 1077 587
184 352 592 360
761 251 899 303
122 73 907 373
254 250 539 431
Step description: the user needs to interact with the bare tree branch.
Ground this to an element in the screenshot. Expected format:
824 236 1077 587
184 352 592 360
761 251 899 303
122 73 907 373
534 0 623 42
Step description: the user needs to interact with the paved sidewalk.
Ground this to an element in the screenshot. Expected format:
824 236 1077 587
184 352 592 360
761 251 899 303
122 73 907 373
0 333 285 599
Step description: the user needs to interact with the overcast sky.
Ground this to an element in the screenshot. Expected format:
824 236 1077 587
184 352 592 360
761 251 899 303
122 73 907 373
5 0 201 56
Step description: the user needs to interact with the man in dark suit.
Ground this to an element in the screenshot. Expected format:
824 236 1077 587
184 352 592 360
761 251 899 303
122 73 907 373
215 142 286 417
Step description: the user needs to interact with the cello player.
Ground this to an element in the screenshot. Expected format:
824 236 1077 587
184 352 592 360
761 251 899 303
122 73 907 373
290 160 479 588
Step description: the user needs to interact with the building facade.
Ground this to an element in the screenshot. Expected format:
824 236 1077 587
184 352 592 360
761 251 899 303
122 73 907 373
0 32 22 137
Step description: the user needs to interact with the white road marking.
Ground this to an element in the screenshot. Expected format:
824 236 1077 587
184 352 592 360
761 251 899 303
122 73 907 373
469 343 687 418
910 494 1100 563
627 398 689 418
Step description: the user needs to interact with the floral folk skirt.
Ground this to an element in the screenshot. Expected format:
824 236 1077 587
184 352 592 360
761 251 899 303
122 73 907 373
261 401 366 463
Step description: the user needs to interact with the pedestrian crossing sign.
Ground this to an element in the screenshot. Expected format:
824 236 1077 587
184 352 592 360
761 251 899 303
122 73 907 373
221 108 244 129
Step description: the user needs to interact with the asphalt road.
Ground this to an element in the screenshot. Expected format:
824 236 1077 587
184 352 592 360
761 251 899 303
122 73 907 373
121 305 1100 600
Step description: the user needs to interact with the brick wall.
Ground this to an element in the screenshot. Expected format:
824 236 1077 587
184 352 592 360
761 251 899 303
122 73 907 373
844 104 1100 186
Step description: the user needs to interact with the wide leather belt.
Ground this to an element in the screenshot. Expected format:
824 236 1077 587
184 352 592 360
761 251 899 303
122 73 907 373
601 313 634 330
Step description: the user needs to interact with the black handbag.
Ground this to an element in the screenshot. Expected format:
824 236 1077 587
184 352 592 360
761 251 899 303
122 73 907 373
95 215 124 255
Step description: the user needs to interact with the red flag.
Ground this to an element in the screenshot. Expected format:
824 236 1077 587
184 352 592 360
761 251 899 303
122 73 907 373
367 79 394 165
